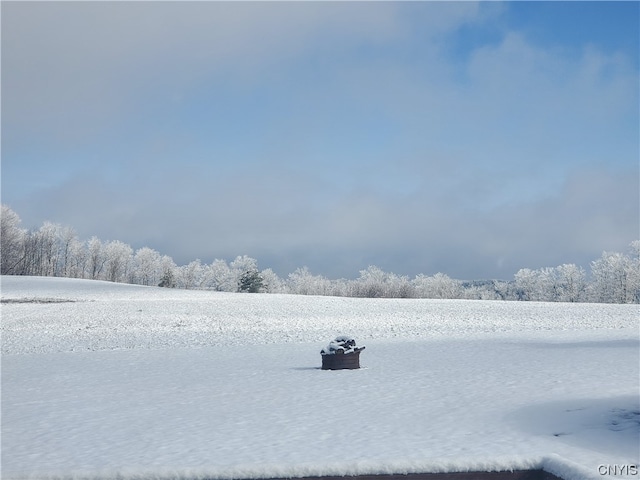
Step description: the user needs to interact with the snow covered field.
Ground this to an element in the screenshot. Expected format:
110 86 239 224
2 276 639 480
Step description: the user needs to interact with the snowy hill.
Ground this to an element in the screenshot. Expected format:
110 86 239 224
2 275 637 355
1 276 639 480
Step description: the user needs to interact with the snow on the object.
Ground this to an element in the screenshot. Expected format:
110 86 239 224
1 276 639 480
320 335 365 355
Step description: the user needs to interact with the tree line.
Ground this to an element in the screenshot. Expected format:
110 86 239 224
1 204 638 303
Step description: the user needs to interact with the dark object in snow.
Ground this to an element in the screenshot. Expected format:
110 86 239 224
249 470 563 480
320 335 365 370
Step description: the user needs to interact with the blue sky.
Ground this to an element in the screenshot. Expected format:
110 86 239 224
2 1 638 280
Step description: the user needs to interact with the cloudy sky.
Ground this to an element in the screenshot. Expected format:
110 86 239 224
2 1 638 280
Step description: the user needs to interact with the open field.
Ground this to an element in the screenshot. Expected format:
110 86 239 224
1 276 638 480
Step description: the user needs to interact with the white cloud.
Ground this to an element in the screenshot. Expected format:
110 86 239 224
3 3 400 141
3 2 491 142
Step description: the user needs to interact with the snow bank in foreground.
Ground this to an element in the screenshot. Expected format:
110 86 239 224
1 277 639 480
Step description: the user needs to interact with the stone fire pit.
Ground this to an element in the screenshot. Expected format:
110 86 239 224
320 335 365 370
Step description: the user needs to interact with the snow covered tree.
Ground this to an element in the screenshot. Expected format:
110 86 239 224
238 269 264 293
331 278 357 297
87 236 106 280
353 266 386 298
537 267 560 302
351 266 414 298
104 240 133 283
1 205 26 275
590 248 636 303
57 226 79 278
231 255 263 293
158 256 178 288
260 268 286 293
2 204 636 303
133 247 162 286
287 266 329 295
37 222 61 276
461 280 505 300
627 241 640 303
513 268 538 301
514 255 631 304
555 264 586 303
514 267 562 302
176 259 204 289
67 236 87 279
413 272 462 299
385 272 414 298
204 259 236 291
18 223 59 277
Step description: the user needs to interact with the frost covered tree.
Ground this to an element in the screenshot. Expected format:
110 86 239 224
287 267 331 295
37 222 60 276
590 247 637 303
18 223 59 277
87 236 106 280
2 204 637 303
385 272 414 298
203 259 236 291
515 259 624 303
176 259 203 289
133 247 162 286
353 266 386 298
158 256 178 288
413 272 462 299
555 264 586 303
0 207 63 277
627 241 640 303
260 268 286 293
514 267 565 302
231 255 263 293
537 267 561 302
461 280 506 300
327 278 350 297
238 269 264 293
514 268 547 301
104 240 133 283
20 231 39 276
57 226 79 278
1 205 26 275
351 266 414 298
67 236 87 279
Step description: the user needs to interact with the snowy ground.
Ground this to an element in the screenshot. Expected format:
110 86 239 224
2 276 639 480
